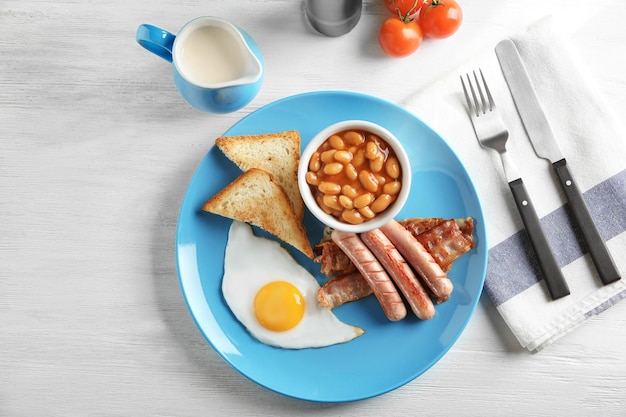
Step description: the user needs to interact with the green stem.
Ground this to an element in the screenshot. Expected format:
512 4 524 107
396 0 421 22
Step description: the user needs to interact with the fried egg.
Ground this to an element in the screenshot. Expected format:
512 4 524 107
222 221 364 349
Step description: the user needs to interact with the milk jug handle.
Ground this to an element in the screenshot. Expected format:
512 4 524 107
136 24 176 63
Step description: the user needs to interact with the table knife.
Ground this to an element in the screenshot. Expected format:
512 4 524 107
495 39 621 286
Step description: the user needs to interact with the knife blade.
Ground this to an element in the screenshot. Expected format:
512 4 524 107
495 39 621 286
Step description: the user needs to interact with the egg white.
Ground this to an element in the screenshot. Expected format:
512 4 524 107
222 221 364 349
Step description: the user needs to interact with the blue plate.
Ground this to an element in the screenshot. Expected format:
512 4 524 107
175 91 487 402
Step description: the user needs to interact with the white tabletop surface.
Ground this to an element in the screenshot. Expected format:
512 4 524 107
2 0 625 415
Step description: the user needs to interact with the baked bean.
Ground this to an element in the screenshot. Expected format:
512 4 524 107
385 156 400 179
321 149 337 163
309 152 321 172
305 171 319 186
318 181 341 195
353 193 374 209
371 194 393 213
323 195 343 211
345 163 358 181
334 150 353 164
383 180 401 195
317 195 333 215
342 185 358 199
343 130 365 146
341 209 364 225
306 128 404 225
359 170 379 193
323 162 344 175
358 206 376 219
369 154 384 173
338 195 354 209
329 135 345 150
352 149 365 167
365 141 379 160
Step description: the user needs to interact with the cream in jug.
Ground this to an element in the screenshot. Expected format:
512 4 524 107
177 25 249 86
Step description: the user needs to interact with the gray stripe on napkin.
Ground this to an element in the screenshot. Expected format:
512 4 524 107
584 288 626 319
485 169 626 307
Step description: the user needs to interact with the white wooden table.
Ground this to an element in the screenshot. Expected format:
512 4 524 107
2 1 625 415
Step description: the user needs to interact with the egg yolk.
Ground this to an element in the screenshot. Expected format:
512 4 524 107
253 281 305 332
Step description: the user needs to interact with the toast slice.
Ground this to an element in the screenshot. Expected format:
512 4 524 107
215 130 305 220
202 168 314 259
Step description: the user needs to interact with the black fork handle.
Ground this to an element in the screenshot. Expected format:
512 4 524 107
509 178 571 300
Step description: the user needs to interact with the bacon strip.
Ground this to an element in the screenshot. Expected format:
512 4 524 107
317 272 373 309
398 217 446 235
361 229 435 320
313 239 357 276
331 230 407 321
380 220 454 303
401 218 475 272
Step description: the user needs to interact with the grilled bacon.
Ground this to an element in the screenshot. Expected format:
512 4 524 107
400 218 475 272
315 217 474 311
315 218 474 275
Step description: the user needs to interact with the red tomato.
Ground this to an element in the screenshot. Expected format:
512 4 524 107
418 0 463 39
378 16 423 58
384 0 425 18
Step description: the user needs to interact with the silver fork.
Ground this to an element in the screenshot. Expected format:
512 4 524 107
461 69 570 300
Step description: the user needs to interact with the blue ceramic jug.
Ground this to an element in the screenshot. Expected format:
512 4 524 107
136 17 264 113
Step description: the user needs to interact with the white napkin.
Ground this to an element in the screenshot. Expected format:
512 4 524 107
401 17 626 351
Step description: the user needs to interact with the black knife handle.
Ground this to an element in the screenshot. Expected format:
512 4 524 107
509 178 571 300
553 158 621 285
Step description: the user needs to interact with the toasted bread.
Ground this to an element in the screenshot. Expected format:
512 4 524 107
215 130 304 220
202 168 314 259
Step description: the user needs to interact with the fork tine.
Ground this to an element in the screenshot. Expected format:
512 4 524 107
462 73 481 117
472 71 487 114
461 69 496 117
460 75 477 117
479 69 494 111
467 73 483 116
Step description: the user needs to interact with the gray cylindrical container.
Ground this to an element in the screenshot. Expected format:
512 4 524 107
304 0 362 37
